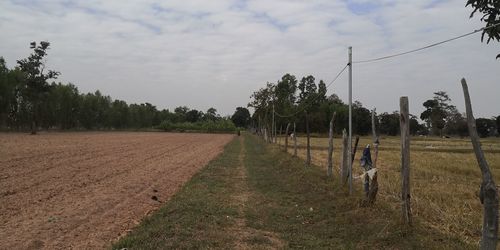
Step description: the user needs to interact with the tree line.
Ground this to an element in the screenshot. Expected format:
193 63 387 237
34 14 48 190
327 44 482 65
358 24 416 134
0 42 251 133
248 73 499 137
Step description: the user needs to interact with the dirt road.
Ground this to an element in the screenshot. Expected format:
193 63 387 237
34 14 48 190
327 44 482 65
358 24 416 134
0 132 234 249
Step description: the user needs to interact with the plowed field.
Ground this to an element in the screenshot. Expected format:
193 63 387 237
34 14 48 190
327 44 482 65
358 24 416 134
0 132 234 249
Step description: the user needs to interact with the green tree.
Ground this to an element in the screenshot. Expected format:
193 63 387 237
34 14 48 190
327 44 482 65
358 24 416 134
497 116 500 135
476 118 495 137
17 41 60 134
444 111 468 137
0 58 23 127
379 112 400 136
353 101 371 135
204 107 219 121
231 107 251 128
467 0 500 59
420 91 455 136
409 114 427 136
174 106 189 123
298 75 317 106
186 109 203 123
108 100 129 129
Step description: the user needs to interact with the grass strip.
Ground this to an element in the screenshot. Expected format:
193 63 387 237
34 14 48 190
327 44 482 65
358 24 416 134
112 137 242 249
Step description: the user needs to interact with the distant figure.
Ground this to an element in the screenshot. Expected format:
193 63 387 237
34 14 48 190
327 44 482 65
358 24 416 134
290 133 295 139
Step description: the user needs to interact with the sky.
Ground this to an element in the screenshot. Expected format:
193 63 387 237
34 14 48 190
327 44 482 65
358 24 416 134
0 0 498 118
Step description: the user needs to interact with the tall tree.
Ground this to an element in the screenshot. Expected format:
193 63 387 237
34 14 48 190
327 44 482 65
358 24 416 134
231 107 251 128
420 91 455 136
204 107 219 121
17 41 60 134
476 118 496 138
379 112 400 136
467 0 500 59
497 116 500 135
186 109 203 123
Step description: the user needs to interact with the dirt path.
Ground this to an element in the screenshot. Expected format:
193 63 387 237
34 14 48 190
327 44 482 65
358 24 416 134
0 132 233 249
229 137 284 249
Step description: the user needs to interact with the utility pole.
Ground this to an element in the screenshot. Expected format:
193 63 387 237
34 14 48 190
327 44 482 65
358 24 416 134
348 46 353 195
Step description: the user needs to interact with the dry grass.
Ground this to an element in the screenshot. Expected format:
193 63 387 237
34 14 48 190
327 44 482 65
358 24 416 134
278 135 500 246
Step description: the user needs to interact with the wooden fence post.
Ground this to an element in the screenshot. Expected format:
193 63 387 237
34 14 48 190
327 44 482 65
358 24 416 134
341 129 348 184
293 122 297 157
462 78 498 249
349 135 359 194
327 112 336 177
305 111 311 167
351 136 360 165
285 123 290 152
364 108 379 205
400 96 411 226
372 109 379 168
279 125 282 148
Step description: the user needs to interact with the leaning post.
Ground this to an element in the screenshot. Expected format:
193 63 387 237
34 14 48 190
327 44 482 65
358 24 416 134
462 78 498 249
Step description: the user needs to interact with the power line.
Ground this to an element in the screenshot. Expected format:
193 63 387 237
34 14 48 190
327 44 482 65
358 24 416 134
353 22 500 64
274 63 349 118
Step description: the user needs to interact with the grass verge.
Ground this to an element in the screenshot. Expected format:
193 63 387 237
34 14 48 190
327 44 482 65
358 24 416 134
112 137 242 249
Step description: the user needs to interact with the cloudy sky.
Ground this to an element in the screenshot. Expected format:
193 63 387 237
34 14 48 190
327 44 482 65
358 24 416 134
0 0 498 117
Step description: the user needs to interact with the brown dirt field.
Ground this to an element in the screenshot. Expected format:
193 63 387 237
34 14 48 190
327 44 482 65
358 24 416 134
0 132 234 249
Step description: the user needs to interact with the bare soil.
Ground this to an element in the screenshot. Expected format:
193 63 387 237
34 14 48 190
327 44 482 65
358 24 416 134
0 132 234 249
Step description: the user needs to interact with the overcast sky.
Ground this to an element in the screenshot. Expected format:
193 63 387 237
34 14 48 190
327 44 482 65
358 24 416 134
0 0 498 117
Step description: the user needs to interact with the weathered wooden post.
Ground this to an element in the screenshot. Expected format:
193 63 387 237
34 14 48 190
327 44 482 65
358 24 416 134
327 112 336 177
400 96 411 226
461 78 498 249
272 104 275 143
305 111 311 167
365 108 379 205
293 122 297 157
351 136 360 165
348 135 359 194
372 109 379 168
278 125 283 148
284 123 290 152
341 129 348 184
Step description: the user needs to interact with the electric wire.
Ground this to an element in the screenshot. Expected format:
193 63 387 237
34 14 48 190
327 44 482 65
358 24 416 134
353 22 500 64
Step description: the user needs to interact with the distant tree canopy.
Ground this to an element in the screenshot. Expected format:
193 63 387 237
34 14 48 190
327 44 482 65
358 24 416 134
420 91 462 136
497 116 500 135
231 107 251 128
249 75 496 137
466 0 500 59
248 73 426 136
476 118 497 138
0 43 233 132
